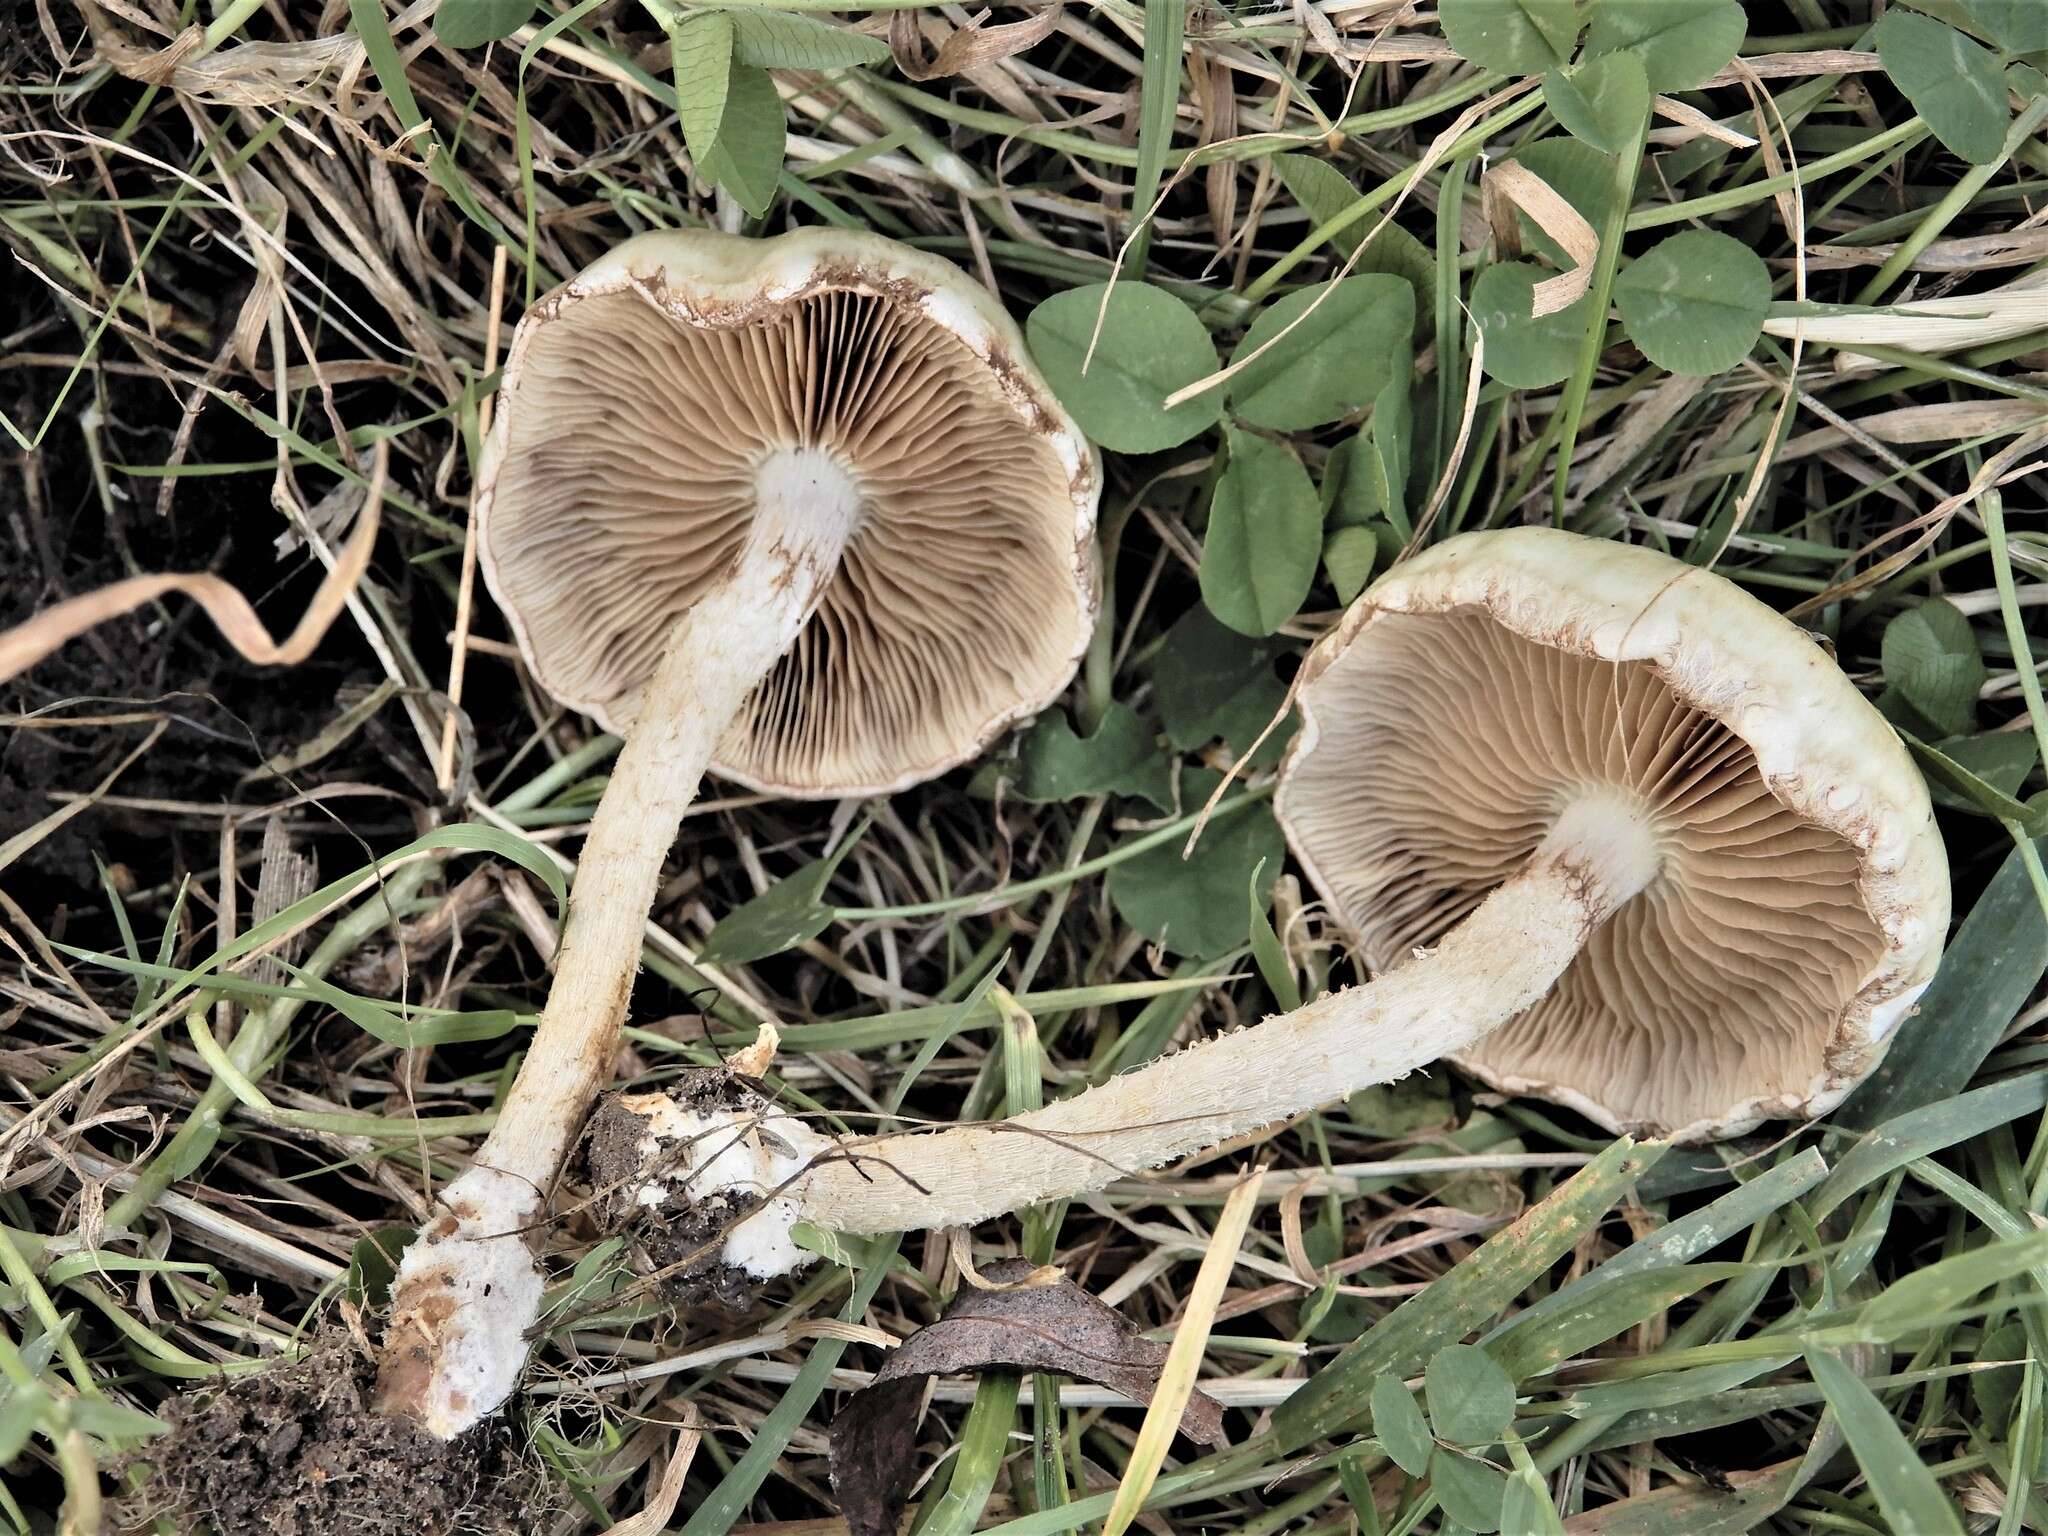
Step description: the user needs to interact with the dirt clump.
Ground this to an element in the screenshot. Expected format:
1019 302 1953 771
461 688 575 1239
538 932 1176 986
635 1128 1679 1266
125 1333 546 1536
581 1077 768 1311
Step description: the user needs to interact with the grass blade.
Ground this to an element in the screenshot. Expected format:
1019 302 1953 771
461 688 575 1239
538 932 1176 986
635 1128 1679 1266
1805 1348 1965 1536
678 1237 903 1536
1837 838 2048 1127
1550 119 1646 521
1817 1071 2048 1221
1101 1168 1264 1536
1495 1147 1826 1345
1274 1137 1661 1449
1123 0 1185 275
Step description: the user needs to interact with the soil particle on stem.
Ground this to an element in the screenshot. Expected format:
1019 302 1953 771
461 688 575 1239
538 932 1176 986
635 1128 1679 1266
125 1334 546 1536
581 1074 770 1311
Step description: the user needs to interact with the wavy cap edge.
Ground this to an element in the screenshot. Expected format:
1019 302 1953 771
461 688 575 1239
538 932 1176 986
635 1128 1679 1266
1277 526 1950 1143
475 226 1102 799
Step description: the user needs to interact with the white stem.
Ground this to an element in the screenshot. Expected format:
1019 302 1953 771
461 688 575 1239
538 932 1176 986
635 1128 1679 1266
794 801 1658 1234
377 450 860 1438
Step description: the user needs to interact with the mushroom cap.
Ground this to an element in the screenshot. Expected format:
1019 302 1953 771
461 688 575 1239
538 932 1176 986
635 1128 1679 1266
1275 527 1949 1142
476 228 1101 797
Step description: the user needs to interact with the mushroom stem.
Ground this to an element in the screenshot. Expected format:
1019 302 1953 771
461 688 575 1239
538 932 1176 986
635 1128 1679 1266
792 795 1658 1233
376 457 860 1438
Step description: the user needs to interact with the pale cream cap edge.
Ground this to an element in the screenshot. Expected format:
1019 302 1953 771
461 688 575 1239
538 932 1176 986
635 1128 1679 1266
1277 527 1951 1143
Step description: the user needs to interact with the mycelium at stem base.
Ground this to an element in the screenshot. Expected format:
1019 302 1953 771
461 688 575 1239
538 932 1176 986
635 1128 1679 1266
375 461 858 1437
630 795 1659 1266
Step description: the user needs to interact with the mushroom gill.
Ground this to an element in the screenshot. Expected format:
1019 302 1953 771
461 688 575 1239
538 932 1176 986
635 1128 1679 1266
1282 606 1889 1133
481 285 1084 795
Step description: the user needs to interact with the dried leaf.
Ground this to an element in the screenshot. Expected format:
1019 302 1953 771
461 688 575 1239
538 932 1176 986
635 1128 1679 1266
949 1226 1061 1291
608 1417 702 1536
1763 270 2048 358
1650 94 1756 147
1102 1169 1264 1536
888 4 1061 82
1482 161 1596 316
829 1258 1228 1536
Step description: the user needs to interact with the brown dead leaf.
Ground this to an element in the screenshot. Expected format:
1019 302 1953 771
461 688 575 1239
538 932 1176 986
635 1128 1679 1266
948 1226 1060 1291
1800 227 2048 273
888 5 1062 82
608 1414 701 1536
829 1258 1228 1536
1649 95 1757 148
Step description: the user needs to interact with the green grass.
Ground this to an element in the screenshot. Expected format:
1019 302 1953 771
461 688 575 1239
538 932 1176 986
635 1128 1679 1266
5 1 2048 1532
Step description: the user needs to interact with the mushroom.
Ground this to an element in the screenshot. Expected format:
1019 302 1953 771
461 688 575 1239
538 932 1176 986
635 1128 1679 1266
1273 526 1950 1139
377 228 1098 1438
613 528 1947 1280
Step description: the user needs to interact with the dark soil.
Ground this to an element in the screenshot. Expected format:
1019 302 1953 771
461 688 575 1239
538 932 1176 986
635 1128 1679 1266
0 31 439 917
0 336 386 908
581 1078 769 1311
126 1335 545 1536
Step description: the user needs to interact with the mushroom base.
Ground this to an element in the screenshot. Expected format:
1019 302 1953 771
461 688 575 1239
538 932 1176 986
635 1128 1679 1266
584 1079 836 1288
375 1165 547 1439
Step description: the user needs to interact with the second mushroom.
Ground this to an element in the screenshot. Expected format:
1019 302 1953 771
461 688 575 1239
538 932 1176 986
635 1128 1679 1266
614 528 1950 1277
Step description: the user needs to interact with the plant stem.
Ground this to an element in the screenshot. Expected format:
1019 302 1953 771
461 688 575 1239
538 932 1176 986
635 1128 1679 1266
1853 98 2048 308
1553 131 1644 523
496 731 622 815
838 788 1269 921
1629 119 1925 231
1243 91 1546 307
